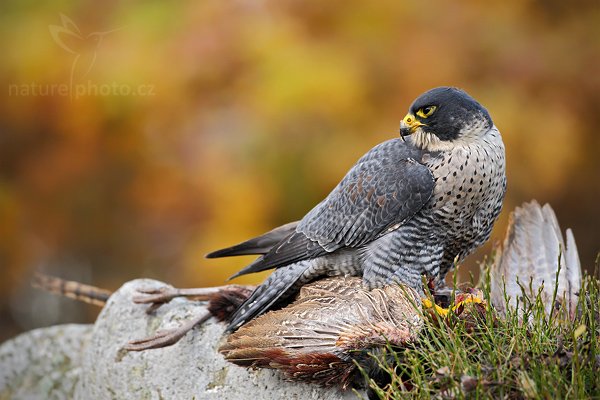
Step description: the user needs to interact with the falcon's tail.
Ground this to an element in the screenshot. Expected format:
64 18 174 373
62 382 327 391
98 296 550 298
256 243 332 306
206 221 299 259
226 261 312 332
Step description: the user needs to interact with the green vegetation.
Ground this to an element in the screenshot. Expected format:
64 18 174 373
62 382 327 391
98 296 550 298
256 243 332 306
364 268 600 399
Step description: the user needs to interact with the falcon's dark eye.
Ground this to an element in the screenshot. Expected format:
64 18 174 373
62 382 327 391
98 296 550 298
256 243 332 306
416 106 437 119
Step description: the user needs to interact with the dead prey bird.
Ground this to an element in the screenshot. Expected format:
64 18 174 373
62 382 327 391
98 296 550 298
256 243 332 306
35 273 484 391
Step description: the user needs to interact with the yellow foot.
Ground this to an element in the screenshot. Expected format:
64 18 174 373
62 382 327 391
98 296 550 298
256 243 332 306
422 292 485 317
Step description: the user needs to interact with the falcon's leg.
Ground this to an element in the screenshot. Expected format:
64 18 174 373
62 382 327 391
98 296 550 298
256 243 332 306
422 288 486 318
426 278 453 308
125 285 254 351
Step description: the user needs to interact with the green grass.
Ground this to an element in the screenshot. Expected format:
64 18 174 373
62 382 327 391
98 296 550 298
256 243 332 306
363 266 600 399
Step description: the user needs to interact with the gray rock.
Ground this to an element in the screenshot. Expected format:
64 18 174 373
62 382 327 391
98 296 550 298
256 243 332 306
0 324 91 400
0 279 360 400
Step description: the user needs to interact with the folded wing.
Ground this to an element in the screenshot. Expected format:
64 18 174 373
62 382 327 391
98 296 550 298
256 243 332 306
228 139 435 279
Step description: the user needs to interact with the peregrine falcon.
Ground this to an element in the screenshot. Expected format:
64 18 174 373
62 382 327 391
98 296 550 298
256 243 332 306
208 87 507 331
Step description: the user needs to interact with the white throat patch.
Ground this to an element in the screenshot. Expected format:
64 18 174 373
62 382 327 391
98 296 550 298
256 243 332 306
411 118 495 152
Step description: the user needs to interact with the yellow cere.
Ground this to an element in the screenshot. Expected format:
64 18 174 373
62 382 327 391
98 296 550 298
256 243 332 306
403 114 416 124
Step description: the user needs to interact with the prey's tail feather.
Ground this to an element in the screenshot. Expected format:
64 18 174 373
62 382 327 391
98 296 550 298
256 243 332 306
32 273 112 307
226 261 312 332
206 221 299 259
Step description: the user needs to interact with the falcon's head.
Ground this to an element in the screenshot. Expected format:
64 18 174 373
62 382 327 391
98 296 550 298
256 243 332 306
400 87 494 151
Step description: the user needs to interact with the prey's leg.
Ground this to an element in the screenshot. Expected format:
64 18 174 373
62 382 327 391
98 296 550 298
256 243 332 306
125 285 255 351
124 310 211 351
133 285 255 314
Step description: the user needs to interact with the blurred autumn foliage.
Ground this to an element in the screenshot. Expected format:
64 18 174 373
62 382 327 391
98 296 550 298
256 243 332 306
0 0 598 341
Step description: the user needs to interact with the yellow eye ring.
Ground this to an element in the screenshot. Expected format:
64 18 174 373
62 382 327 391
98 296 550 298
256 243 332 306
416 105 437 119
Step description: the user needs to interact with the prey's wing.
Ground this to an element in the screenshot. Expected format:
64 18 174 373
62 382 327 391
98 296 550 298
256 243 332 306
490 201 581 318
233 139 435 278
220 276 422 389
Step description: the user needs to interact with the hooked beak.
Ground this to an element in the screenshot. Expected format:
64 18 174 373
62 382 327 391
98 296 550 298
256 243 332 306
399 113 426 140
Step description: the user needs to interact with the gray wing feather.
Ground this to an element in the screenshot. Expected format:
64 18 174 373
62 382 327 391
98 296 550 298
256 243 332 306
232 139 435 278
206 221 299 258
